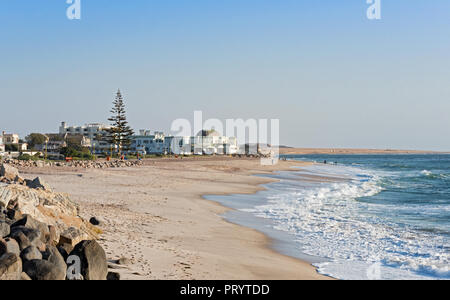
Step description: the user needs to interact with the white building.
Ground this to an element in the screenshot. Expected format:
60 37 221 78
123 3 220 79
2 132 20 144
1 132 27 151
190 130 238 155
59 122 111 153
0 135 5 153
131 129 238 156
131 130 172 155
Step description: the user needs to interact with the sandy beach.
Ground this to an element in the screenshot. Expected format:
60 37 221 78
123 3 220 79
17 157 329 280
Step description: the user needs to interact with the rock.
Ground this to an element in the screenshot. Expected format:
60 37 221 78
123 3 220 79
6 209 22 221
27 177 51 192
57 243 73 261
0 253 22 280
89 217 102 226
20 272 32 280
107 271 120 280
10 231 31 251
47 225 59 246
10 226 42 248
69 240 107 280
0 221 10 238
23 259 65 280
41 245 67 278
116 257 132 265
58 227 88 247
20 246 42 262
0 184 81 229
0 238 21 256
0 164 19 181
12 215 50 243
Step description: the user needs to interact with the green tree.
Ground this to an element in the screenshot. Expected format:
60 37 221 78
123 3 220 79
105 89 134 155
25 133 47 149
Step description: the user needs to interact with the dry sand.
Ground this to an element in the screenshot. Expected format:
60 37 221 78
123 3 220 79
19 157 330 280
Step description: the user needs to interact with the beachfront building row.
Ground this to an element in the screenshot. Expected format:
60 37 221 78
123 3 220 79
130 129 239 155
59 122 239 156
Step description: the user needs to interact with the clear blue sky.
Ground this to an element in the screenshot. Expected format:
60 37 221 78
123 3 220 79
1 0 449 150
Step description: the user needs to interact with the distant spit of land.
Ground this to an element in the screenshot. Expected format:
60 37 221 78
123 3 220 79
279 148 447 155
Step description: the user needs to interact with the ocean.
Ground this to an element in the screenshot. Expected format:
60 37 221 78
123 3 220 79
206 154 450 280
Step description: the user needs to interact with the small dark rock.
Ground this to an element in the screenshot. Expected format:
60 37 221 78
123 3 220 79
107 271 120 280
26 177 51 191
89 217 102 226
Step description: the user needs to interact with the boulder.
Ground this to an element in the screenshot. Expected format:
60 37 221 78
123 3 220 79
58 227 88 247
20 272 32 280
27 177 52 192
10 231 31 251
0 164 19 181
41 245 67 278
0 253 22 280
69 240 107 280
57 244 73 261
12 215 50 243
0 221 10 238
23 259 65 280
20 246 42 262
47 225 59 246
10 226 43 250
0 238 21 256
6 209 22 222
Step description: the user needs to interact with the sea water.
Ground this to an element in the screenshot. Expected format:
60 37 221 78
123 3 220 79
206 154 449 280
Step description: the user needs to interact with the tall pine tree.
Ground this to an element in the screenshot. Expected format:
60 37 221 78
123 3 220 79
105 89 134 155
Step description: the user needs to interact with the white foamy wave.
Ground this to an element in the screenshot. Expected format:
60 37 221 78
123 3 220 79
242 164 450 280
421 170 432 176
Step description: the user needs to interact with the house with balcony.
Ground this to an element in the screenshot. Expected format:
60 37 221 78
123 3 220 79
59 121 111 153
1 131 27 152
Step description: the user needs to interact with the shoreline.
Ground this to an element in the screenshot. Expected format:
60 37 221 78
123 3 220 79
19 157 331 280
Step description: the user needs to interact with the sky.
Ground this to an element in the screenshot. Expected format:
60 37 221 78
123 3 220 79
1 0 449 150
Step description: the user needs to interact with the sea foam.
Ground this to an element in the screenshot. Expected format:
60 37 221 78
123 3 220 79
241 164 450 280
